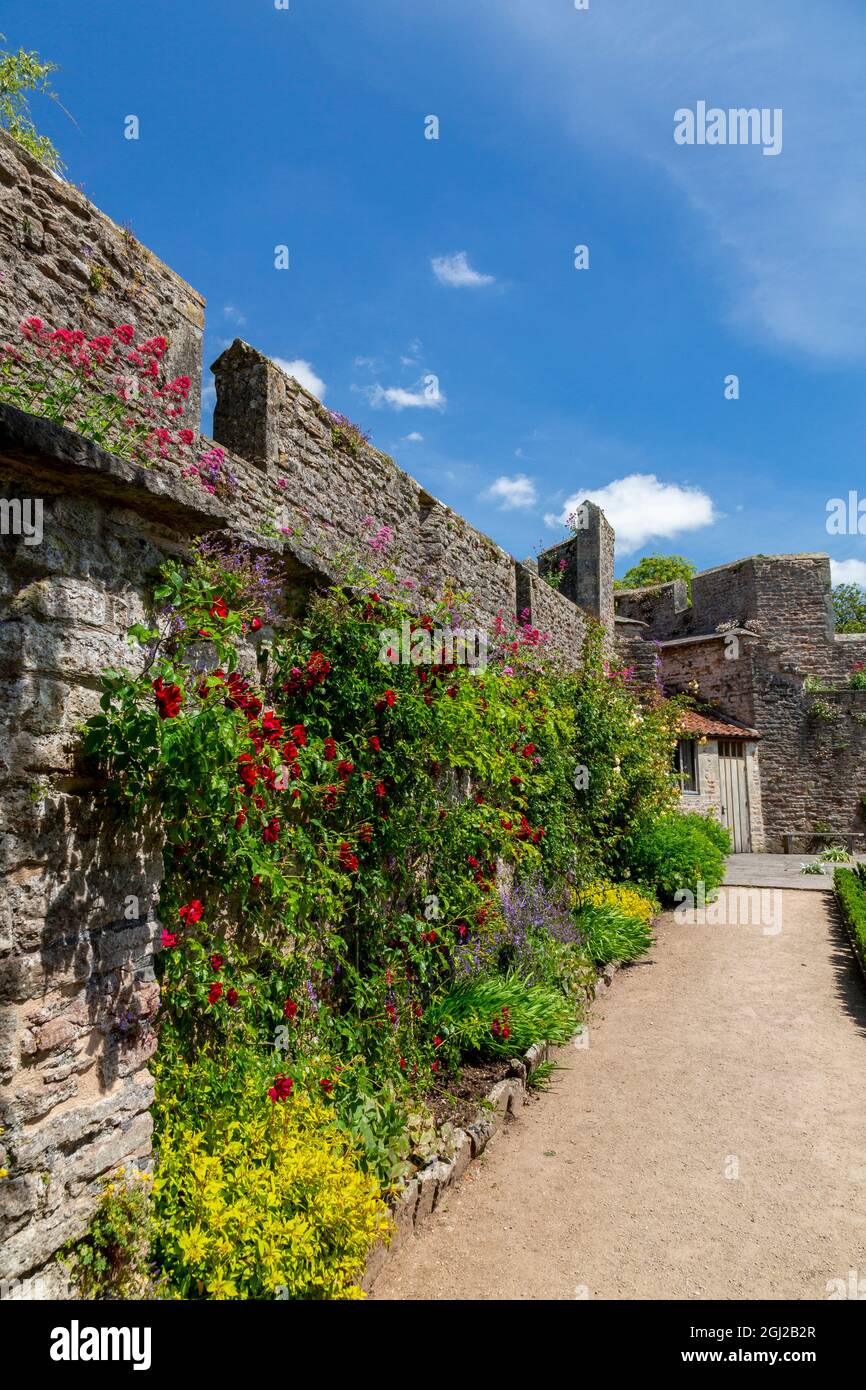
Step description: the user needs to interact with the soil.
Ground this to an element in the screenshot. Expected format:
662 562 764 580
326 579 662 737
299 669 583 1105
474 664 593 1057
425 1059 514 1131
373 889 866 1300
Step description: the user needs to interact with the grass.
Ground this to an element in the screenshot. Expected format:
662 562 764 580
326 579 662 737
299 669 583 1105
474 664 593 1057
436 973 578 1058
575 902 654 965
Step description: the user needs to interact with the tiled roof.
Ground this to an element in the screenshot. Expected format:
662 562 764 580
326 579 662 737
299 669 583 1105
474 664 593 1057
678 708 760 740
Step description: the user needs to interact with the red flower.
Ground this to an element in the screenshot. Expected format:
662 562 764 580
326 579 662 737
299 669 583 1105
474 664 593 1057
291 723 307 746
319 1077 334 1094
153 677 183 720
337 759 354 781
284 998 298 1021
375 781 387 799
323 737 337 761
210 954 224 973
322 785 339 809
307 651 331 683
161 929 178 949
368 735 381 752
261 710 284 743
431 1060 440 1073
359 823 373 843
209 596 228 620
262 818 280 844
208 982 223 1004
235 809 247 829
522 743 536 758
433 1035 443 1048
338 841 359 872
427 929 437 944
237 753 258 789
251 616 262 632
227 988 239 1007
268 1075 294 1104
179 900 204 924
399 1056 407 1070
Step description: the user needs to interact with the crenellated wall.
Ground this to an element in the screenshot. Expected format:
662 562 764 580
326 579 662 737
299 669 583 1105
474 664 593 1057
0 155 615 1293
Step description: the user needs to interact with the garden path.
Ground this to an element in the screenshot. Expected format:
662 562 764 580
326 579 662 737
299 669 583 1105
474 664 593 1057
373 888 866 1300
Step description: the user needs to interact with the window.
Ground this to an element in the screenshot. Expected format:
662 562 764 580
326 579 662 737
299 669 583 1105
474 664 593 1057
674 739 699 794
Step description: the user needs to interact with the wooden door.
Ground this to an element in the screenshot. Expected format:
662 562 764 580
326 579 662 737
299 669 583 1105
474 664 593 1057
718 741 751 852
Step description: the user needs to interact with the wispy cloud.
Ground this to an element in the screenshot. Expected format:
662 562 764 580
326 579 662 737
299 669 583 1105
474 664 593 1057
483 473 538 510
369 379 446 410
403 431 424 442
545 473 715 555
432 252 495 289
223 304 247 326
273 358 327 400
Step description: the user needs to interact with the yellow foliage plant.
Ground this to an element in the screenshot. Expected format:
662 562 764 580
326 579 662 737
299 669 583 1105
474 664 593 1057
153 1089 391 1300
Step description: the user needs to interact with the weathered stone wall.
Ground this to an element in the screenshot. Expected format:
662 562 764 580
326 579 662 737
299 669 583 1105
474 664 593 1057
621 558 866 850
210 340 599 665
0 130 205 429
0 406 239 1292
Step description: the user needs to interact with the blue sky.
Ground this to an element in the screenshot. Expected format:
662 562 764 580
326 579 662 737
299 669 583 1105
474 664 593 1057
5 0 866 583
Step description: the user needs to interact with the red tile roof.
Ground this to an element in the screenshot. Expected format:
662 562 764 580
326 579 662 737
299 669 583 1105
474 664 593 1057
678 709 760 740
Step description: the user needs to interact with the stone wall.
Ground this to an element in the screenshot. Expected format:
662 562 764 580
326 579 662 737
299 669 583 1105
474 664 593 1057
0 130 205 429
210 339 604 666
0 406 239 1294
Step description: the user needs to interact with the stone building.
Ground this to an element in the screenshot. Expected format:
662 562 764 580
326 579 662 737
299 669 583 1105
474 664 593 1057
612 559 866 852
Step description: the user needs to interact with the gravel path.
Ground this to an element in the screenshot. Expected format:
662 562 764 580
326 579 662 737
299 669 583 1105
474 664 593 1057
373 888 866 1300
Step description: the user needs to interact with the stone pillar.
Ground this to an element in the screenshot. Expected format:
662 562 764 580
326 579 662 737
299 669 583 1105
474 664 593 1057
210 339 289 470
538 500 615 631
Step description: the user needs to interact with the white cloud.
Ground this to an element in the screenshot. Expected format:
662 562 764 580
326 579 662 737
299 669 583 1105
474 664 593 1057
431 252 495 289
273 358 327 401
404 431 424 442
483 473 538 510
830 558 866 587
545 473 715 554
223 304 247 326
369 380 446 411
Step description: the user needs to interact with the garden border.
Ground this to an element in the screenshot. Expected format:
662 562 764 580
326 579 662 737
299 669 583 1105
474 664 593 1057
362 959 622 1294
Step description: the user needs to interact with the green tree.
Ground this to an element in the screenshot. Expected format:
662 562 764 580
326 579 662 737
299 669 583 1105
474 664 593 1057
614 553 696 594
0 34 65 172
833 582 866 634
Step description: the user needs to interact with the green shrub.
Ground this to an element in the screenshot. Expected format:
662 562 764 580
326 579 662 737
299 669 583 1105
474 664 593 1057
622 812 728 904
835 867 866 970
575 902 654 964
434 973 578 1059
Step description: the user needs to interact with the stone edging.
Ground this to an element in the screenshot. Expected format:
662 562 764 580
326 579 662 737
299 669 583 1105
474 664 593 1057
362 959 622 1293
